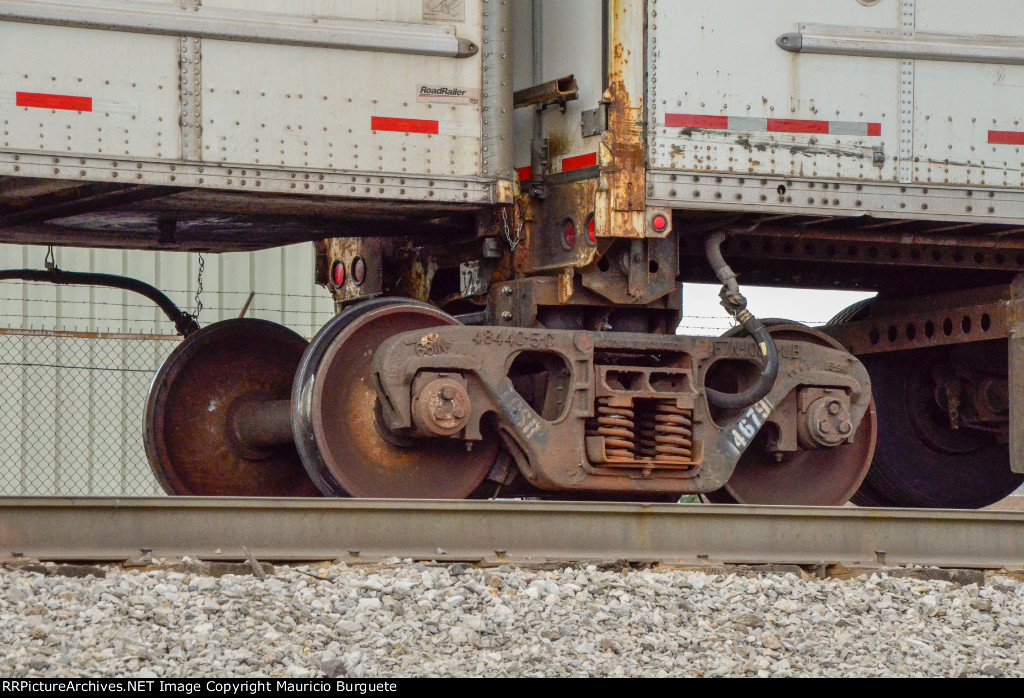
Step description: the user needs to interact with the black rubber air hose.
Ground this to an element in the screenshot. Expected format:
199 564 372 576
0 269 200 337
703 232 779 409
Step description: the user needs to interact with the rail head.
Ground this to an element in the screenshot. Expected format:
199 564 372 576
1 498 1022 569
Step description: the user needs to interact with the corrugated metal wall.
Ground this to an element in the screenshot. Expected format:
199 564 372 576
0 242 335 496
0 243 334 336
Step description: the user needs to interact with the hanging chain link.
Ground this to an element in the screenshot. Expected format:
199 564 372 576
190 253 205 322
502 207 522 253
44 246 56 271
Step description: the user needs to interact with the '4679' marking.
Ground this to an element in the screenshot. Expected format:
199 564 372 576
728 399 774 452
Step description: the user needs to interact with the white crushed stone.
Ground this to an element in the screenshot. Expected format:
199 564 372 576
2 560 1022 678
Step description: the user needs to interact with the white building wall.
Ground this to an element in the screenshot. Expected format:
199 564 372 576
0 243 334 336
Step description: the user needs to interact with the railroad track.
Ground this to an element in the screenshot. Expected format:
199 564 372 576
1 498 1023 570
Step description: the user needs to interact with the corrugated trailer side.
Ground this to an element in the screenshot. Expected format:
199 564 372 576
0 0 513 250
646 0 1024 223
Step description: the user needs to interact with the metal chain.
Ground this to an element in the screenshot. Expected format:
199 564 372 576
502 207 522 252
190 253 205 322
44 246 56 271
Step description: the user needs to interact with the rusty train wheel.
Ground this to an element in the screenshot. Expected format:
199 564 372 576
706 323 877 506
145 319 320 497
292 299 499 498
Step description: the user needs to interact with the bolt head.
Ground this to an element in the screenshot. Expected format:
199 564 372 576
828 401 842 415
573 332 593 352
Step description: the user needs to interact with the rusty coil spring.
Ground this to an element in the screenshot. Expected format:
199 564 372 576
585 399 635 460
652 403 694 461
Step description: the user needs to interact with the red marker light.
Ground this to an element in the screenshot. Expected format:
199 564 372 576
331 260 346 287
352 256 367 286
562 219 577 250
585 214 597 245
651 213 669 233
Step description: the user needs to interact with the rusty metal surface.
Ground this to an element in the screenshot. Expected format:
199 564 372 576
514 178 600 275
145 319 320 498
411 375 472 437
324 237 384 306
581 236 678 305
823 286 1011 355
373 323 872 496
291 299 498 498
597 0 647 240
230 400 295 452
703 223 1024 272
486 276 682 334
513 75 580 110
708 325 877 506
3 498 1024 569
0 178 493 253
0 327 180 342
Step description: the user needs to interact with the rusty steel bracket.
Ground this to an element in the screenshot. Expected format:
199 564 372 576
513 75 580 112
823 284 1013 355
486 276 682 332
582 236 679 306
513 178 600 275
581 104 608 138
323 238 384 309
529 137 550 199
371 327 872 494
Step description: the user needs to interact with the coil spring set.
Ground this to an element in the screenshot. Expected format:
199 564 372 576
586 397 695 464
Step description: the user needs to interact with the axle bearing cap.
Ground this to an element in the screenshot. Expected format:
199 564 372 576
805 396 853 448
413 377 471 437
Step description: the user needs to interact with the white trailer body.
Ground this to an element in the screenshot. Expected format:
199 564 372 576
518 0 1024 226
0 0 512 246
646 0 1024 224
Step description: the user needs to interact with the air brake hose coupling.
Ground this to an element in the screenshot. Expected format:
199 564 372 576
703 233 780 410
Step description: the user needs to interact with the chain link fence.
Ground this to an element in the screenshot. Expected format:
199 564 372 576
0 328 179 497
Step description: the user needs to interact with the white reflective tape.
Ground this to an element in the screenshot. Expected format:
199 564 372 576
437 121 480 137
727 116 769 132
828 121 871 136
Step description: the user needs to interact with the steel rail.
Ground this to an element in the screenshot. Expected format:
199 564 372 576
1 498 1024 569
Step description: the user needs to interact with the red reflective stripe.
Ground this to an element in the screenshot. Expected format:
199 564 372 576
16 92 92 112
370 116 439 135
561 152 598 172
767 118 829 134
667 113 879 136
990 130 1024 145
517 166 533 182
665 113 729 129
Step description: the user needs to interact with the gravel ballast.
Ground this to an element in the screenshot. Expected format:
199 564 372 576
1 560 1022 678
